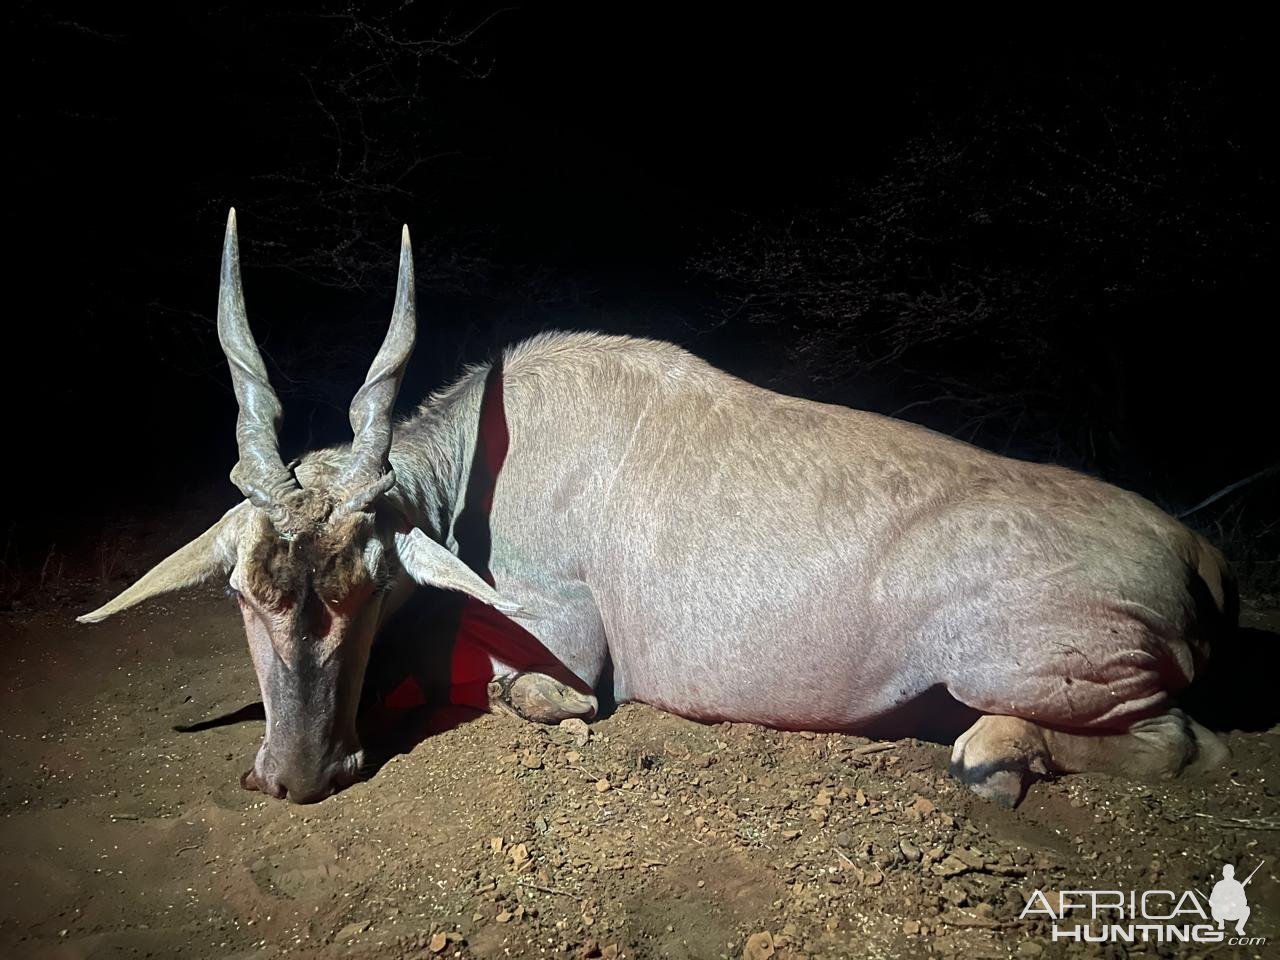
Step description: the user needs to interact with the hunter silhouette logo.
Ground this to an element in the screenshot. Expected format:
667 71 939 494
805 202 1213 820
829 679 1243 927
1207 861 1262 935
1020 859 1268 946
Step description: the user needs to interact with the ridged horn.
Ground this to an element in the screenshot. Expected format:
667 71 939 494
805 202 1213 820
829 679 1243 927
217 208 299 514
335 225 417 516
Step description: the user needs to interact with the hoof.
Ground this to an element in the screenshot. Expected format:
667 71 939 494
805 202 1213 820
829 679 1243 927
950 715 1051 808
489 672 598 724
949 762 1032 808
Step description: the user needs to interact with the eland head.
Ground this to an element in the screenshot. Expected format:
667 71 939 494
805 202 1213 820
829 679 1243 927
78 210 517 802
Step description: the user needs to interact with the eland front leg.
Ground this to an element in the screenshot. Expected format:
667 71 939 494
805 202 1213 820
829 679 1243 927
489 672 599 723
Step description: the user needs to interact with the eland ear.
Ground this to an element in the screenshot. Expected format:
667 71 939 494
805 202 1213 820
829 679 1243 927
394 528 524 617
76 502 251 624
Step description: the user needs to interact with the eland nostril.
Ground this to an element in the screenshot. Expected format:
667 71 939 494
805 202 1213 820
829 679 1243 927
239 768 286 799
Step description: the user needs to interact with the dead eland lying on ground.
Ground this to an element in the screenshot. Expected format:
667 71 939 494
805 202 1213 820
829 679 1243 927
79 210 1234 806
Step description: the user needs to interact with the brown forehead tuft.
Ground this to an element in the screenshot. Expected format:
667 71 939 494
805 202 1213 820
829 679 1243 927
275 488 338 538
244 508 377 608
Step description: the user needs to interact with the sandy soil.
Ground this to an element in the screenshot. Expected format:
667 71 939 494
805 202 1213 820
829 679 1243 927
1 530 1277 960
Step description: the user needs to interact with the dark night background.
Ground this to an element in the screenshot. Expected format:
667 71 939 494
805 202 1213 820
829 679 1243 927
6 6 1278 597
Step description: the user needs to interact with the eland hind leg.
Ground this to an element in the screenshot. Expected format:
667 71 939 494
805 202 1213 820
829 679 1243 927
949 709 1227 806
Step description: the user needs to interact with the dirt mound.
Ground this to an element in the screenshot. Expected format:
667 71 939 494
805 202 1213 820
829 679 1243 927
2 591 1277 959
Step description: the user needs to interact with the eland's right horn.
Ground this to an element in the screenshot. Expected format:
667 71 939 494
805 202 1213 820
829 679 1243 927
335 224 417 516
217 208 299 513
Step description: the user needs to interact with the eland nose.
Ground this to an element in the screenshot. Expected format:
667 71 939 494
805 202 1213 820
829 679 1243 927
243 750 364 803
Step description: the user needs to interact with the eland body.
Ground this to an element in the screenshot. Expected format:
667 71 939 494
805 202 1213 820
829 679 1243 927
81 212 1234 805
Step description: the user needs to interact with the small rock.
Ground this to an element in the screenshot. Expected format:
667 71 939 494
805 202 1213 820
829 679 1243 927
902 919 920 936
862 869 884 887
781 829 802 841
813 788 832 807
595 778 612 793
490 836 505 853
559 717 591 746
428 931 448 953
510 843 530 865
854 788 868 807
933 855 970 878
908 795 936 819
334 920 370 941
743 931 776 960
940 881 968 906
1016 943 1044 958
899 839 922 862
521 750 544 770
496 910 512 923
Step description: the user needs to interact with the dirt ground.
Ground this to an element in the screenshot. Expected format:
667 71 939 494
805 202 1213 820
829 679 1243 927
1 517 1277 960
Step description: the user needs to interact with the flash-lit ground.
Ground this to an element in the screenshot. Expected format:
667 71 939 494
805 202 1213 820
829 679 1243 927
2 516 1277 960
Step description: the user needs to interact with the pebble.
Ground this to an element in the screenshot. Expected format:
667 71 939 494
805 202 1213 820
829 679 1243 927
743 931 775 960
899 839 922 862
428 931 448 953
933 855 970 878
334 920 370 941
908 795 936 818
559 718 591 746
595 778 612 793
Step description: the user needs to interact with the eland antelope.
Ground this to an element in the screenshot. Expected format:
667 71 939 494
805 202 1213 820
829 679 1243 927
79 210 1234 805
